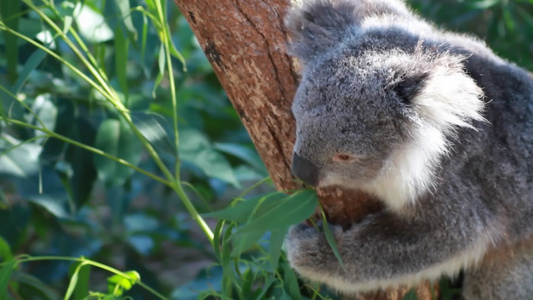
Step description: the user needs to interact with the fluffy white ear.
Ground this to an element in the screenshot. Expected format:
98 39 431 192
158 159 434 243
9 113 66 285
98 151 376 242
363 54 485 211
412 55 485 133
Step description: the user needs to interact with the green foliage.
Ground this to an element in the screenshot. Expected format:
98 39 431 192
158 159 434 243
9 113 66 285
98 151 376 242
0 0 531 300
409 0 533 71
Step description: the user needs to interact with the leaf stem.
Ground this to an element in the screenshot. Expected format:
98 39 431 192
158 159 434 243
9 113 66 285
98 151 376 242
6 256 168 300
0 117 171 186
151 0 214 243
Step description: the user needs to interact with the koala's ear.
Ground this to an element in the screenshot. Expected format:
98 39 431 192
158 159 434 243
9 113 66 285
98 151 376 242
408 58 485 131
392 72 429 104
284 0 358 62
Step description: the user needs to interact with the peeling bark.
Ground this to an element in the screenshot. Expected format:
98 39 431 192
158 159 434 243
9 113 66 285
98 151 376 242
172 0 437 299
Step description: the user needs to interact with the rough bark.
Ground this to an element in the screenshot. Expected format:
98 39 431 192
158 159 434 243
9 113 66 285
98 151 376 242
172 0 437 299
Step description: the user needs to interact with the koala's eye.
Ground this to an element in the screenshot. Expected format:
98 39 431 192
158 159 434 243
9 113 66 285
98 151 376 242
332 154 357 163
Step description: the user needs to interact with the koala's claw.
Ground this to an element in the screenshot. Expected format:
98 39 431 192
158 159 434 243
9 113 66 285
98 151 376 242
286 222 345 273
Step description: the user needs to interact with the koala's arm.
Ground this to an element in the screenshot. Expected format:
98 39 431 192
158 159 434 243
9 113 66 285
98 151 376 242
286 183 498 293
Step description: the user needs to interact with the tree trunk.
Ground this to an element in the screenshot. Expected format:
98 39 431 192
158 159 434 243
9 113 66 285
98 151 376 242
172 0 437 299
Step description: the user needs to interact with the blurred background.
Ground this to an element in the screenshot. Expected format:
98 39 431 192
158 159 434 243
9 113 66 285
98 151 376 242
0 0 531 299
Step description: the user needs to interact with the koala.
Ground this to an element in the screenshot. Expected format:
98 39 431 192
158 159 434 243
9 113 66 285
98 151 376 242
283 0 533 299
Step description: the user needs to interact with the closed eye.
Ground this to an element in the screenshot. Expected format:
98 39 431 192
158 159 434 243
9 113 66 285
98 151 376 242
332 154 357 163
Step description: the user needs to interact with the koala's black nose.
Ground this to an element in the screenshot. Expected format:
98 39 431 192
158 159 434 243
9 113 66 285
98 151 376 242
291 152 319 186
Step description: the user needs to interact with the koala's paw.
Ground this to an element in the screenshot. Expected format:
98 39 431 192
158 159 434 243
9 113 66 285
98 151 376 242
285 223 344 275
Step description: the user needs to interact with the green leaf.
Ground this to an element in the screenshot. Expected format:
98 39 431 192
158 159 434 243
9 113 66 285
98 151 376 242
166 36 186 70
282 262 302 300
214 143 266 173
402 289 418 300
140 13 148 76
0 0 20 83
170 266 224 299
114 25 129 102
64 266 80 300
65 261 90 300
235 190 317 235
107 271 140 296
0 236 13 261
202 192 286 223
322 212 345 271
253 277 276 300
127 235 154 255
29 194 70 219
11 272 60 300
158 43 166 77
0 136 41 177
12 49 47 94
0 206 30 249
114 0 137 38
74 4 113 43
40 98 75 163
179 128 239 188
0 260 17 300
31 94 57 134
469 0 499 9
0 188 6 209
269 227 288 271
131 112 175 157
213 221 224 261
240 269 254 299
57 1 76 34
66 113 98 207
230 230 265 257
94 118 142 186
221 223 234 266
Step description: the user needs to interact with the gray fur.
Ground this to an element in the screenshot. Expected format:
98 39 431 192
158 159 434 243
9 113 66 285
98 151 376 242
284 0 533 299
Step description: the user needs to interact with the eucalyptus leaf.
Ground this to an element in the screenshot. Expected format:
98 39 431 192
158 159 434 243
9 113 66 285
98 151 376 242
0 136 41 177
0 260 16 300
127 235 154 255
0 236 13 262
0 188 6 208
114 0 138 38
40 98 75 163
214 143 266 173
107 271 140 296
74 4 113 43
28 195 70 219
68 262 90 300
11 272 60 300
322 216 345 271
269 227 288 271
15 166 71 219
94 118 142 186
64 267 80 300
179 128 239 188
202 192 286 223
0 236 13 261
131 111 176 157
282 262 303 300
31 94 57 135
1 0 20 82
403 289 418 300
235 190 317 235
0 206 30 248
170 266 224 300
12 49 47 94
58 1 77 33
115 25 129 101
230 230 265 257
66 114 98 207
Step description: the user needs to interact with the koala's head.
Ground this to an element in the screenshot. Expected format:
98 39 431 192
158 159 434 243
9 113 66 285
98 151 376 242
286 0 485 208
